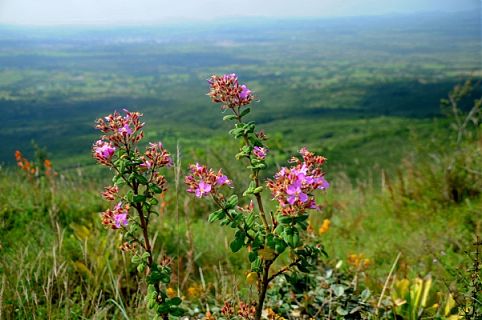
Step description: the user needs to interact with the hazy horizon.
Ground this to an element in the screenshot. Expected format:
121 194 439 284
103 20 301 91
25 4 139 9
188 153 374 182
0 0 479 26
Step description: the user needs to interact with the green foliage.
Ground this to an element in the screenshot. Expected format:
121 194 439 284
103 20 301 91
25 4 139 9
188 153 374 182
266 264 376 319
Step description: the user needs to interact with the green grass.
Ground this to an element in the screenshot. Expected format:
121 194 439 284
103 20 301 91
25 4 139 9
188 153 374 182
1 125 480 318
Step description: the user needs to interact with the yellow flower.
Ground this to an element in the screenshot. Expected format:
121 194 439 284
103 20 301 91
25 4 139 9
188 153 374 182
319 219 330 235
347 253 370 269
166 287 176 298
187 286 199 298
265 307 286 320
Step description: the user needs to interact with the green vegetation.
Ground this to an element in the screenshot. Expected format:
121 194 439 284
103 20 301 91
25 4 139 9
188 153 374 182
0 10 481 320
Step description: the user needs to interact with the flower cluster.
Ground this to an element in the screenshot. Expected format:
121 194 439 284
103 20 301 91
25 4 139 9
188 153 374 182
253 146 268 160
101 202 130 229
92 140 116 164
318 218 331 235
140 142 173 170
267 148 329 216
93 110 144 163
207 73 253 109
102 185 119 201
347 253 371 270
184 163 232 198
15 150 36 176
15 150 56 178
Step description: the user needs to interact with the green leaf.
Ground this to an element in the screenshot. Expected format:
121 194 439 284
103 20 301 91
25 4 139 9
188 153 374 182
252 186 263 194
223 114 237 121
333 285 345 297
125 190 133 203
226 194 238 209
208 209 225 223
169 297 182 306
150 183 163 194
283 227 300 248
147 298 157 309
250 257 262 272
278 216 293 225
159 272 171 284
361 288 371 301
230 231 245 253
112 174 125 187
157 303 170 313
294 214 309 223
131 255 141 264
141 252 150 261
147 284 157 294
274 238 287 254
336 307 349 316
137 263 146 273
240 107 251 117
118 159 127 174
169 307 185 316
134 173 148 185
248 251 258 262
245 212 256 228
133 194 146 203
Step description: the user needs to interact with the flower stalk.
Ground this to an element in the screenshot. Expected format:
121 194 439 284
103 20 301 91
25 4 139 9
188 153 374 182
187 74 330 319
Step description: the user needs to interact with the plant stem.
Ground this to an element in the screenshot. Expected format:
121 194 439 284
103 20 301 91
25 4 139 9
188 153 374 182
267 257 302 283
255 261 272 320
133 180 153 267
234 110 270 232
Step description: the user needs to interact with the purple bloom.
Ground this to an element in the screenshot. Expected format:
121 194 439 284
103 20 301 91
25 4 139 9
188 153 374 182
113 213 128 228
223 73 237 82
114 201 123 210
140 160 152 169
239 84 252 99
94 140 116 159
193 163 204 173
286 181 309 204
195 180 212 198
216 174 230 186
253 146 268 160
286 181 301 196
317 176 330 190
118 124 133 135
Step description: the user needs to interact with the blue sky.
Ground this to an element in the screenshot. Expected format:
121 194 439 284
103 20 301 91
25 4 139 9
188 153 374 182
0 0 479 25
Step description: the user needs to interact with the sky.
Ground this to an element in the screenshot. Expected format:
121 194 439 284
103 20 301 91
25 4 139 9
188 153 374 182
0 0 479 25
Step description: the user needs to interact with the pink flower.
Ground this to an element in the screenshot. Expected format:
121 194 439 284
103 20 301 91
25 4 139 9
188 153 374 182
286 181 309 204
100 201 130 230
267 148 328 216
113 213 128 228
118 124 133 135
253 146 268 160
143 141 173 168
185 164 232 197
193 163 204 173
195 180 212 198
93 140 116 161
239 85 252 100
316 176 330 190
95 110 144 147
216 174 231 186
208 74 253 109
140 160 152 169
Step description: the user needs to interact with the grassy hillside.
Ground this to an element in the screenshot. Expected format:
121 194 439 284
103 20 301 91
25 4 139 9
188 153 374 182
1 11 480 173
0 10 481 319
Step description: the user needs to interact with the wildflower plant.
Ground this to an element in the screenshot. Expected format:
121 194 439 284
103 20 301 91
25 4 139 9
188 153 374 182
185 74 330 319
93 110 183 319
